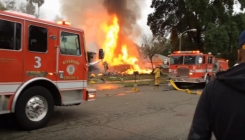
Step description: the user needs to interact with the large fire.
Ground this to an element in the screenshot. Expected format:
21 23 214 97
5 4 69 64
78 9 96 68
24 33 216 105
100 15 151 74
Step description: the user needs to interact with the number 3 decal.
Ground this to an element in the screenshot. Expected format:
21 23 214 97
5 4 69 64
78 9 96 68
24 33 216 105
34 56 41 68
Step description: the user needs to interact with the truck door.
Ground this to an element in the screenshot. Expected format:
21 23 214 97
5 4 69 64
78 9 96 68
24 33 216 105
0 17 23 93
23 21 57 82
56 29 86 105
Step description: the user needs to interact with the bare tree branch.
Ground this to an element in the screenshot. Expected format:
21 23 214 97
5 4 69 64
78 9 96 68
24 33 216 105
140 34 166 70
4 0 16 10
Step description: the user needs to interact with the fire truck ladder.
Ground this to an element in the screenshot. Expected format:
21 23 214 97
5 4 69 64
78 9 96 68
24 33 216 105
169 79 202 95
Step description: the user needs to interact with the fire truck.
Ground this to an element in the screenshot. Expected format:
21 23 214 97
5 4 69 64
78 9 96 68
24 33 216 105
168 51 229 87
0 11 104 130
213 58 229 72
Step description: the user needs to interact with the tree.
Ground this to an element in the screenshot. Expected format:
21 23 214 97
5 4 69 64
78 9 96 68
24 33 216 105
32 0 44 17
18 2 27 13
170 26 178 51
204 12 245 65
0 1 6 10
25 0 44 16
161 39 172 56
25 1 35 15
140 34 166 70
18 1 43 16
3 0 16 10
147 0 245 66
0 0 14 11
147 0 245 51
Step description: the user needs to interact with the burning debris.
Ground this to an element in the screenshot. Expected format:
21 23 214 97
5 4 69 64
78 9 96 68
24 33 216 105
60 0 151 74
90 73 96 78
89 73 106 84
97 73 103 77
89 73 103 77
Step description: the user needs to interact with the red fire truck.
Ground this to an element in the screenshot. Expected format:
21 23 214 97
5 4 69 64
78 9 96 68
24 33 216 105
168 51 229 87
0 11 104 130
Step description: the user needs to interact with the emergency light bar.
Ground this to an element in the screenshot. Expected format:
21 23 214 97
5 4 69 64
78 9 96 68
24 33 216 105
57 20 71 26
173 51 200 54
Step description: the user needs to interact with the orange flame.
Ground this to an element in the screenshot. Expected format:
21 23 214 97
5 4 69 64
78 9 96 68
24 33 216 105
101 15 151 74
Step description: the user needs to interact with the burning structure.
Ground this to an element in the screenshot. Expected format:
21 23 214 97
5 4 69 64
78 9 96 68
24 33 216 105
59 0 152 74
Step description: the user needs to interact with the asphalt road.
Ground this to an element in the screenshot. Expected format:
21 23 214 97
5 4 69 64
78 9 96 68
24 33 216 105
0 84 204 140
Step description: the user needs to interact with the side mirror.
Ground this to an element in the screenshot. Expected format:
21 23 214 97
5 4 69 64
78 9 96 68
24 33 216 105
99 49 104 59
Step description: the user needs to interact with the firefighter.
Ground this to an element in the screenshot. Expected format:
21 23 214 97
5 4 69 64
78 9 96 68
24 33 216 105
153 65 161 86
103 61 109 74
188 30 245 140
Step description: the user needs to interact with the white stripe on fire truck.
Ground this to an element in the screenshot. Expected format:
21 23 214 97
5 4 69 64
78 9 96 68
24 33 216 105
169 69 213 73
57 80 87 90
0 80 88 93
0 83 22 93
194 69 213 73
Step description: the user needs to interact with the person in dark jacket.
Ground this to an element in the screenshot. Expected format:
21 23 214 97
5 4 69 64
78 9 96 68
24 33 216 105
187 30 245 140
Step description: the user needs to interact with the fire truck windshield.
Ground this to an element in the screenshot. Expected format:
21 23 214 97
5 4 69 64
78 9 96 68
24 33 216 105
170 55 201 65
170 56 183 64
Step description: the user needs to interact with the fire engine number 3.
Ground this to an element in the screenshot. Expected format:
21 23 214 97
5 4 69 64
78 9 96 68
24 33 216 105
34 56 41 68
0 10 106 131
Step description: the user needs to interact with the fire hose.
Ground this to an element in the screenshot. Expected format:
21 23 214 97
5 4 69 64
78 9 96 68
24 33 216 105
169 79 202 95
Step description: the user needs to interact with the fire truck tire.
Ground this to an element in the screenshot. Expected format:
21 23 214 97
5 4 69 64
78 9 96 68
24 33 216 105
15 86 54 131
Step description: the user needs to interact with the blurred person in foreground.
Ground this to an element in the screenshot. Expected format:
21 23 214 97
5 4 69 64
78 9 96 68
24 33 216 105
188 30 245 140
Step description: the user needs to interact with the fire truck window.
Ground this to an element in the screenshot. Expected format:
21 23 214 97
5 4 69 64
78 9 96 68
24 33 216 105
184 56 197 64
170 56 183 64
213 61 218 70
196 56 205 64
60 32 81 56
202 56 205 63
28 25 47 52
0 19 21 50
208 57 213 64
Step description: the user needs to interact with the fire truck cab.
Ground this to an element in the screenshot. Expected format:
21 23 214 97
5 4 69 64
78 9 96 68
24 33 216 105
0 11 104 130
168 51 228 86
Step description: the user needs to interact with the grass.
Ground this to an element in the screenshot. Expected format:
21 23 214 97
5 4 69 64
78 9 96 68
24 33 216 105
88 74 168 87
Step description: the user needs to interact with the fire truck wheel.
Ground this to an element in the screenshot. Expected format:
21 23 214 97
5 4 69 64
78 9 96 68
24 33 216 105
15 86 54 131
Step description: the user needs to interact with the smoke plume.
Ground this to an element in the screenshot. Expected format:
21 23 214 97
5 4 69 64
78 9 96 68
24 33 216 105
59 0 146 52
103 0 142 36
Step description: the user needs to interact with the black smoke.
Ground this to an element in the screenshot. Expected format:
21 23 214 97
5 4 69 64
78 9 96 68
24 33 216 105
103 0 142 36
